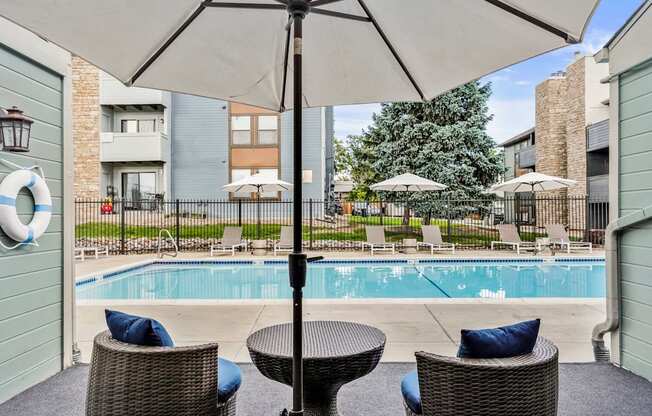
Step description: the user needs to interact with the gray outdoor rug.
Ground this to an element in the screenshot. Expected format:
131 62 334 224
2 363 652 415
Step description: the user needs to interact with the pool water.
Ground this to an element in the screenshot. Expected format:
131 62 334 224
76 260 605 300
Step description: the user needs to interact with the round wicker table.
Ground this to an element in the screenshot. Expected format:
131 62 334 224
247 320 386 416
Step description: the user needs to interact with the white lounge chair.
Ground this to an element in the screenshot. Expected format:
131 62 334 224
490 224 536 254
417 225 455 254
74 246 109 261
362 225 395 255
545 224 592 253
274 226 294 256
210 226 247 256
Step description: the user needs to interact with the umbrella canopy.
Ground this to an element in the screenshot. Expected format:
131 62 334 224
370 173 446 192
0 1 599 414
223 173 293 195
490 172 577 193
0 1 598 111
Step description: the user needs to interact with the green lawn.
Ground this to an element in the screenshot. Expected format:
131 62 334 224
76 217 521 246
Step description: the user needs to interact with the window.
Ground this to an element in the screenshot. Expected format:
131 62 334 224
257 116 278 145
120 119 157 133
231 169 252 198
231 116 252 145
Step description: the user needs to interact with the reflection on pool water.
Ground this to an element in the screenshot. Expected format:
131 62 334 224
76 260 605 300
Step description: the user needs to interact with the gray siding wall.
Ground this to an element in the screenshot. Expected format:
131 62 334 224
0 44 64 402
618 60 652 381
280 107 325 201
171 94 229 199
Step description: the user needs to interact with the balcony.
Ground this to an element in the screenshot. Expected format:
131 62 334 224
517 145 536 168
100 132 169 163
100 71 170 107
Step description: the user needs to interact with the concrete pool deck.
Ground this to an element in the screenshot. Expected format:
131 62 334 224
75 250 606 364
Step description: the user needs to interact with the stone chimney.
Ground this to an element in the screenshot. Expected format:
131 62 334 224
535 73 568 182
72 56 101 200
565 57 588 197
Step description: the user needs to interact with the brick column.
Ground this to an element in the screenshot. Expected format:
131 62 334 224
72 56 100 200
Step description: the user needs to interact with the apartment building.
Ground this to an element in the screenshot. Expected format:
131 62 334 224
499 54 610 226
73 61 334 203
501 54 610 198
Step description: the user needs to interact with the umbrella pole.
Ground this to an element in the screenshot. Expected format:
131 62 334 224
288 5 307 415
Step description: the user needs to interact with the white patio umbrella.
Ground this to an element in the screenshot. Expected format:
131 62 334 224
223 173 293 195
370 173 446 225
370 173 446 192
223 173 293 238
0 1 599 413
490 172 577 193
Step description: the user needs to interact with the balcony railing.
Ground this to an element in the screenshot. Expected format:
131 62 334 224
100 132 169 163
100 71 170 106
517 146 536 168
588 174 609 201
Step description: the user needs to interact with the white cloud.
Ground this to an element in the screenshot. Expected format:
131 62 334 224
487 97 535 144
552 28 612 61
515 80 531 86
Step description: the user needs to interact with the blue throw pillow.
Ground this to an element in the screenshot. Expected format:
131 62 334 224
457 319 540 359
105 309 174 347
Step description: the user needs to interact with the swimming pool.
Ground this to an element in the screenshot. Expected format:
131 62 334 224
76 259 605 301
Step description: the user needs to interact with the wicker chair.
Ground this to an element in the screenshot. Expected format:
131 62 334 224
86 331 236 416
405 337 559 416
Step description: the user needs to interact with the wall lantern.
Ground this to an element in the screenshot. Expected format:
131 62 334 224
1 106 33 152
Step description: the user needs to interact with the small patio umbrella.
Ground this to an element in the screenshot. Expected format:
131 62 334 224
490 172 577 193
370 173 447 192
370 173 446 226
222 173 293 238
0 1 599 413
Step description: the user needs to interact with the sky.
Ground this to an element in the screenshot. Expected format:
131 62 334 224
333 0 644 145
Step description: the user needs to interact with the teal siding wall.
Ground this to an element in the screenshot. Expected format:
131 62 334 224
618 59 652 381
0 44 64 403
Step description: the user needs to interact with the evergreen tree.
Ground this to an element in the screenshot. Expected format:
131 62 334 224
349 81 503 220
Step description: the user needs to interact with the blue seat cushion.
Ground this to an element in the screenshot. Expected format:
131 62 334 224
218 358 242 403
401 370 421 414
105 309 174 347
457 319 540 359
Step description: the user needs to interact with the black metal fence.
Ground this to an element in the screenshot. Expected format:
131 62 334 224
75 196 609 254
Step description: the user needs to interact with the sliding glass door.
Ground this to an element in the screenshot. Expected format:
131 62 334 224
122 172 156 209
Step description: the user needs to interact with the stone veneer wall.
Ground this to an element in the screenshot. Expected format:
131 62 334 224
72 56 100 200
565 58 588 197
535 77 568 187
535 76 568 224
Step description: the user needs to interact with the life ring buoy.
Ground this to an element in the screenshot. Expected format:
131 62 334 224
0 169 52 244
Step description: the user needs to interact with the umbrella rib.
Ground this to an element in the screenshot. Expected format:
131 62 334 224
280 16 292 112
203 2 287 10
311 8 371 22
310 0 344 6
483 0 577 43
355 0 426 101
129 3 208 85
